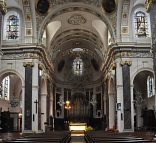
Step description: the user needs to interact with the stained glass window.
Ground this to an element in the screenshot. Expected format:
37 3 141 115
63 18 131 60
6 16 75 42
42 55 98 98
0 76 10 100
6 15 19 39
73 57 83 75
147 76 154 98
134 11 149 38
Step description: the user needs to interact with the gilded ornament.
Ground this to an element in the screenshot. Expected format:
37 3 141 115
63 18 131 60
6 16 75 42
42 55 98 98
145 0 153 11
120 60 132 66
23 62 34 67
0 0 7 14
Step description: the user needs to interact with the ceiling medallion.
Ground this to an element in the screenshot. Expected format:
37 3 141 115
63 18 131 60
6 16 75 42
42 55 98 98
68 14 86 25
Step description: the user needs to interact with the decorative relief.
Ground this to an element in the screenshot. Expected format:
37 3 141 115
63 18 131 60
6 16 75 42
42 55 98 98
50 0 101 7
0 0 7 14
107 11 117 35
121 0 130 36
115 52 153 59
122 26 128 34
68 14 86 25
23 62 34 67
2 53 39 60
145 0 153 12
22 0 32 36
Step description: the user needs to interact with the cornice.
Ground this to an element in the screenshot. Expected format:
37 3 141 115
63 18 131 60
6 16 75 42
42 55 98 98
1 44 54 77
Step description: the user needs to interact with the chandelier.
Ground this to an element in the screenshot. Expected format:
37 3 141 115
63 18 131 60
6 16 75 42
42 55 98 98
65 100 71 110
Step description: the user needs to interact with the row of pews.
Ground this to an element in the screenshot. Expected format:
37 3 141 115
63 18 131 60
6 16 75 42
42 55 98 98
2 131 71 143
85 131 153 143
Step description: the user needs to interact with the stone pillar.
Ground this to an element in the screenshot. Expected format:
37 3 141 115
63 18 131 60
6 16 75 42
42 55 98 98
32 61 39 132
23 62 33 131
116 61 124 132
109 93 115 129
41 94 47 132
121 61 132 131
23 61 40 133
40 75 48 132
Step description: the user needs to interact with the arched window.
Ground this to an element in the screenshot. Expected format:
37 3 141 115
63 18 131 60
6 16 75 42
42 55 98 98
3 10 20 40
134 11 150 38
147 76 154 98
73 57 83 75
0 76 10 100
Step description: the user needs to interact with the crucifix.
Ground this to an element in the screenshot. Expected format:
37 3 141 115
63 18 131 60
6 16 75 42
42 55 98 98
34 100 38 114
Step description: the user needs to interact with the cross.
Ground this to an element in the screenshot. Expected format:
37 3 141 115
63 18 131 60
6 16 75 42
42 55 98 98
34 100 38 114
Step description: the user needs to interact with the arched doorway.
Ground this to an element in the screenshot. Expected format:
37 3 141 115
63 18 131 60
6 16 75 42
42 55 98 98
69 92 89 123
0 73 22 132
133 70 155 131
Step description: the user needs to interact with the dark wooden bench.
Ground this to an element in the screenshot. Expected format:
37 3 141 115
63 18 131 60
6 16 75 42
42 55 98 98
2 131 71 143
85 131 153 143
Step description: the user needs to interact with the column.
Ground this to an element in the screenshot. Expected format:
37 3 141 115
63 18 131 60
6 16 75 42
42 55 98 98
109 93 115 129
40 74 48 132
116 61 123 132
121 60 132 130
41 94 47 132
23 62 33 131
32 61 39 132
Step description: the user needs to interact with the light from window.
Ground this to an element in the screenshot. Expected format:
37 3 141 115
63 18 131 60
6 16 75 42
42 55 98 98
0 76 10 100
73 57 83 75
147 76 154 98
134 11 149 38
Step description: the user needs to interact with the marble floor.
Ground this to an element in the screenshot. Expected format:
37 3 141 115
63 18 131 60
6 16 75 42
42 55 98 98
70 131 86 143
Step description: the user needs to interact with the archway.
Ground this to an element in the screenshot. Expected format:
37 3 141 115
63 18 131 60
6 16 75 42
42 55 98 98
133 70 155 131
0 73 22 132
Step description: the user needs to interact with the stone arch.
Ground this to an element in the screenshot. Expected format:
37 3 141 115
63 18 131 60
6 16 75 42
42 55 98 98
132 70 155 130
38 3 116 44
0 70 23 132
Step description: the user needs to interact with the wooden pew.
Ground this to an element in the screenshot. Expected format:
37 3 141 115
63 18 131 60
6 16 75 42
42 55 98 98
85 131 153 143
2 131 71 143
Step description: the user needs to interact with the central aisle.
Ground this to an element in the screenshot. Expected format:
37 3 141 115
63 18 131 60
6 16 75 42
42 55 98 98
70 131 86 143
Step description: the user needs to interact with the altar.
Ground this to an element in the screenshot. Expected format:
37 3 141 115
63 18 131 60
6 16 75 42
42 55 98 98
69 123 87 131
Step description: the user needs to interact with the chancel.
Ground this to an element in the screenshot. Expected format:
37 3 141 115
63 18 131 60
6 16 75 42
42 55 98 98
0 0 156 140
